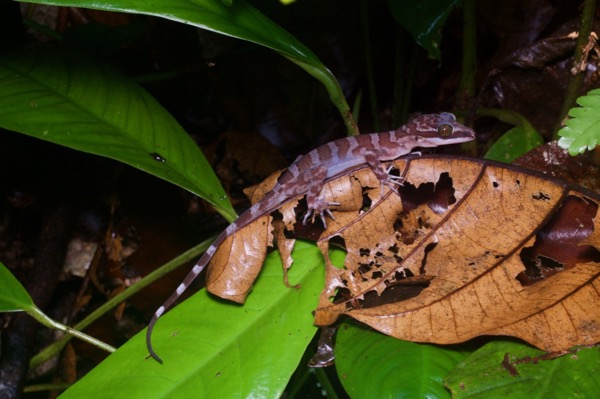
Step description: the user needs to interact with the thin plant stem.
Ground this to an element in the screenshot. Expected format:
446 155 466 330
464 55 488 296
554 0 596 137
27 306 116 353
29 236 215 370
313 367 340 399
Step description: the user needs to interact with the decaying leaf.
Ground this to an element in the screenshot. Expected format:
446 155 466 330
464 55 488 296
205 155 600 352
311 156 600 352
205 213 274 303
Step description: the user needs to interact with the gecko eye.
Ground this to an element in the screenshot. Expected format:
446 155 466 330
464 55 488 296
437 123 453 137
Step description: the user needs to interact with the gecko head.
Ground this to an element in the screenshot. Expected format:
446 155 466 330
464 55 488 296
408 112 476 147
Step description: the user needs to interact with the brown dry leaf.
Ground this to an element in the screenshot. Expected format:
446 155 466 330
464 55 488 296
205 213 274 303
310 155 600 352
203 155 599 352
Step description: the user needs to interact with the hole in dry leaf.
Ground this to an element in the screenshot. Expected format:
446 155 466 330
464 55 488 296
283 227 296 239
336 287 364 310
532 192 551 201
361 190 372 212
359 248 370 257
398 172 457 215
372 271 383 279
394 268 414 280
492 181 499 188
420 242 438 274
516 179 521 186
329 235 346 250
358 262 373 274
394 212 434 245
359 276 431 308
517 195 600 285
518 253 564 283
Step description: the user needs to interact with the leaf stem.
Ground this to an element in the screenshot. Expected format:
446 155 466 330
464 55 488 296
553 0 596 137
27 306 116 353
23 382 72 393
313 367 339 399
29 236 214 370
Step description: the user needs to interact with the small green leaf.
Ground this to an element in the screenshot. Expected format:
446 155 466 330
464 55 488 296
0 262 115 352
335 322 471 399
0 46 235 221
0 261 34 312
558 88 600 155
484 125 544 163
59 241 328 398
387 0 458 60
446 340 600 399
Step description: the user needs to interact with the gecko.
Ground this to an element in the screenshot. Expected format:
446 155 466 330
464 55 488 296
146 112 475 363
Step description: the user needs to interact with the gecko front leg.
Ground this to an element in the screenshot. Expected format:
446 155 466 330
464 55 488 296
364 151 405 195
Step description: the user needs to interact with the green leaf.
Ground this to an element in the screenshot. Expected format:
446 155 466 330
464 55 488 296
19 0 357 135
558 88 600 155
0 261 34 312
335 322 471 399
23 0 312 63
0 262 115 352
0 46 235 221
484 125 544 163
59 241 328 398
446 340 600 399
387 0 458 60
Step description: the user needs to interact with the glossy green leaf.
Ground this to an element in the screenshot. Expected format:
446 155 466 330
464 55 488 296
0 46 235 221
335 322 471 399
0 261 34 312
446 340 600 399
59 241 330 398
484 125 544 163
558 88 600 155
387 0 458 60
0 262 116 352
22 0 313 62
19 0 357 135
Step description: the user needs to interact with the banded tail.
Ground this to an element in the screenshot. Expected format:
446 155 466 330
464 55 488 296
146 190 283 363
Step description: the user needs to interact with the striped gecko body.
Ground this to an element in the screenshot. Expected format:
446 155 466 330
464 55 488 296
147 112 475 362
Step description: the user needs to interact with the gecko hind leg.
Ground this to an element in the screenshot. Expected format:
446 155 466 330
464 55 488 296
301 165 340 228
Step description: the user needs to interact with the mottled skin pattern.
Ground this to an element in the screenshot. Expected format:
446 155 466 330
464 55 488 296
147 112 475 362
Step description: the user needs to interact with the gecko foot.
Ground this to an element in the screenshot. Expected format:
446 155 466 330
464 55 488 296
303 201 340 228
380 165 405 195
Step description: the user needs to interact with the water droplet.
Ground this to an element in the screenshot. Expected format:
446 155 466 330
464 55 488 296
150 152 166 163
